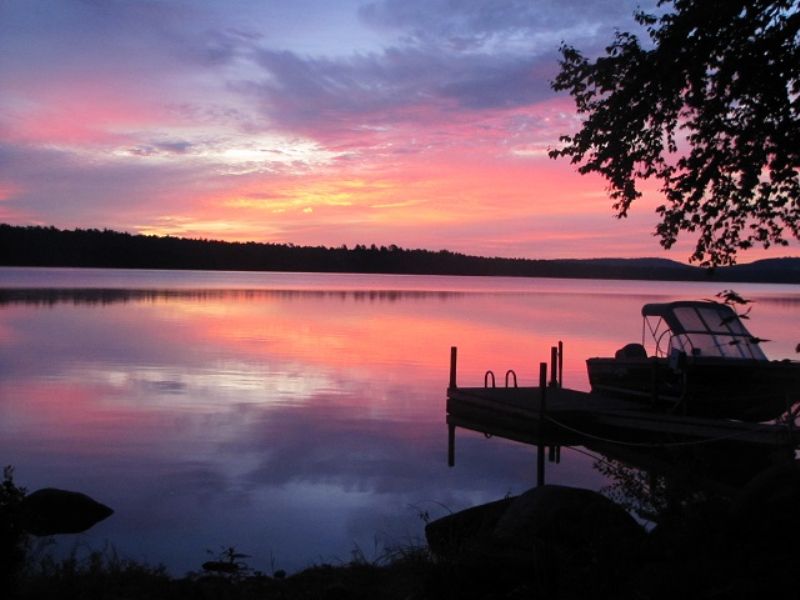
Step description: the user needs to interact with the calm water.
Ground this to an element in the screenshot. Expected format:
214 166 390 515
1 267 798 575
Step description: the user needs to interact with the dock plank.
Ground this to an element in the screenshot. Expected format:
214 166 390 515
446 385 800 449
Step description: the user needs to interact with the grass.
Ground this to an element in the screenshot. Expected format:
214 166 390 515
9 542 441 600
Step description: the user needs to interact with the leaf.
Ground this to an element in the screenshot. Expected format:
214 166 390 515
549 0 800 266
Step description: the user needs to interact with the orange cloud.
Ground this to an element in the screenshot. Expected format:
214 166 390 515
126 128 668 259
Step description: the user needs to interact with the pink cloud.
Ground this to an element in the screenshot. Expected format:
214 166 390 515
1 0 795 263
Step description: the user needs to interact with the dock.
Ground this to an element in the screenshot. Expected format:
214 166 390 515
446 346 800 477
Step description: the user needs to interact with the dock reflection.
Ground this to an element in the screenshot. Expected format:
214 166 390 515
448 380 799 524
444 354 800 598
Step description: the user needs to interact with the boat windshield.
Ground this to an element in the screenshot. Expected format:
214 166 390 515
643 302 768 360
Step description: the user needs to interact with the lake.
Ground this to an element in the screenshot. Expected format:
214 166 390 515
1 267 798 575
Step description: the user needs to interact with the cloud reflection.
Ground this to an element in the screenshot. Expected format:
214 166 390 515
2 275 799 573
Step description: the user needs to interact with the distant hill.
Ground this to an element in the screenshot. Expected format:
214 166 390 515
1 224 798 283
563 257 694 269
717 258 800 283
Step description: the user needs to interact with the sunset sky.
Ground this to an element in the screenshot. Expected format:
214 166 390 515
2 0 797 261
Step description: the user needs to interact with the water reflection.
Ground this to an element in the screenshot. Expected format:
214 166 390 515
1 271 798 575
0 288 468 306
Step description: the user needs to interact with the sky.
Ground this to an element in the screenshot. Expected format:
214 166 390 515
1 0 797 262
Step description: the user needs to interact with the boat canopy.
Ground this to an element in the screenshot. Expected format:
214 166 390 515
641 301 743 335
641 301 767 360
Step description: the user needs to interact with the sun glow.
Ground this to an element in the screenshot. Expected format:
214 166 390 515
4 2 795 261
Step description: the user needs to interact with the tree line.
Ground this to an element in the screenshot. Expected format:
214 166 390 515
1 224 798 283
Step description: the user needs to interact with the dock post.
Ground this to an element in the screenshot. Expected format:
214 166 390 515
558 341 563 388
537 362 548 487
448 422 456 467
447 347 458 466
449 346 458 389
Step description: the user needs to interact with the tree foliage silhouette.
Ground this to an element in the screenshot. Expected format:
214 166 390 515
550 0 800 265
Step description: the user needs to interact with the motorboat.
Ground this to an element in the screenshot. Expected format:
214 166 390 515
586 301 800 422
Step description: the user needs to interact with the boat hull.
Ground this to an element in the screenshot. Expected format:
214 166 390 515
587 357 800 422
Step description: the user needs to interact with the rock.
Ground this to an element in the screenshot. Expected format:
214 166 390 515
731 459 800 520
20 488 114 536
424 496 515 558
492 484 645 550
730 459 800 551
424 486 647 597
202 561 240 574
491 485 646 597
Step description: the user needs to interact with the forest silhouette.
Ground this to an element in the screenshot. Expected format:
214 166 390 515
2 224 798 283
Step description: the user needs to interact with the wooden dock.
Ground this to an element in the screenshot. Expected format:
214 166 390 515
446 346 800 473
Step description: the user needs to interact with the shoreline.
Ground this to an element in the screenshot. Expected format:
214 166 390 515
3 224 799 284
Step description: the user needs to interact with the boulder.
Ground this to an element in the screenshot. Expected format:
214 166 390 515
20 488 113 536
425 485 646 598
491 485 646 597
492 484 645 551
425 496 515 558
730 459 800 551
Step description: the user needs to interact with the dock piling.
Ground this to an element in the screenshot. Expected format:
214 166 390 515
550 346 558 387
448 422 455 467
449 346 458 389
537 362 548 487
